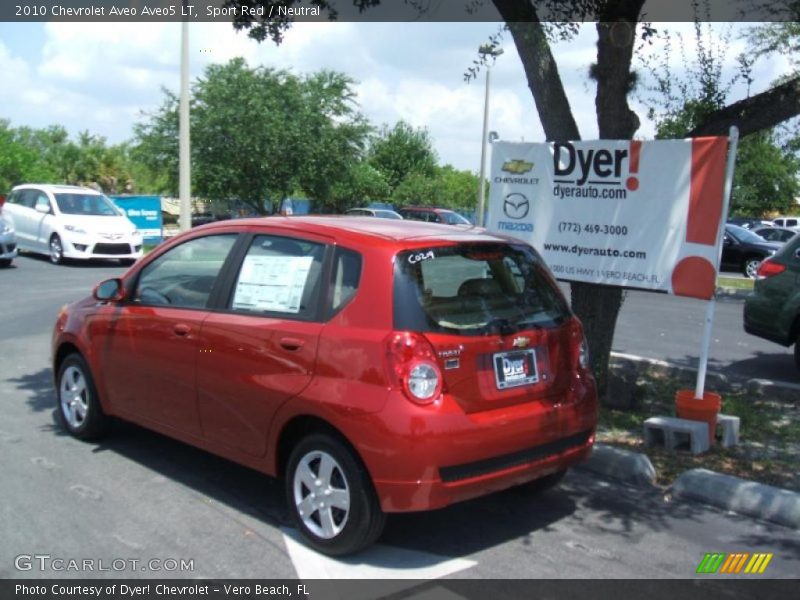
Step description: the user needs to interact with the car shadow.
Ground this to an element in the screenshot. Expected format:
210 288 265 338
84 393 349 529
18 251 129 269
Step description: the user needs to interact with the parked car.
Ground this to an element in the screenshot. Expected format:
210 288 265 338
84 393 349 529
772 216 800 230
2 184 142 265
52 217 597 555
398 206 472 225
727 217 771 230
345 208 403 219
0 215 17 267
744 233 800 370
751 226 798 244
721 225 782 278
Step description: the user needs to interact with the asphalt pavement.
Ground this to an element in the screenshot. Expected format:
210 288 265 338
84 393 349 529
1 254 798 581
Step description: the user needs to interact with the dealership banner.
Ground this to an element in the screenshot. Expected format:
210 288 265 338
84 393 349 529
485 138 731 300
110 195 163 243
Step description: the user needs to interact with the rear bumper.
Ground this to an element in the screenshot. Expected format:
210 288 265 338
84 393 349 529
355 373 598 512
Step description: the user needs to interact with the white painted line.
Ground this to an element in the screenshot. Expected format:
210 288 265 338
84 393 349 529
282 528 476 581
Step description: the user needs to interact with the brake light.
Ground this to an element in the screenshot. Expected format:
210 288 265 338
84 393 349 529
384 331 443 404
756 259 786 279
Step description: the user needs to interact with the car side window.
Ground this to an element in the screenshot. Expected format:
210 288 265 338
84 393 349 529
330 247 362 314
34 194 51 213
134 234 237 309
229 235 324 318
17 190 37 208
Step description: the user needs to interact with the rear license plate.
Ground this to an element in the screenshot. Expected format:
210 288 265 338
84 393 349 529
493 349 538 390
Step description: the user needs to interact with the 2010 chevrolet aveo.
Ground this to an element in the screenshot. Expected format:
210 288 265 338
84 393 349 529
52 217 598 555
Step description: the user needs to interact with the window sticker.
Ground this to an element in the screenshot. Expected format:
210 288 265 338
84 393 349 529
232 255 314 314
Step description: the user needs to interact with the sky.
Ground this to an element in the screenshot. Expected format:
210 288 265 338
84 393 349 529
0 20 792 173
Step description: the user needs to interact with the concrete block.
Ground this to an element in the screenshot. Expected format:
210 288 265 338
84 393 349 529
672 469 800 529
643 416 710 455
716 413 740 448
580 443 656 487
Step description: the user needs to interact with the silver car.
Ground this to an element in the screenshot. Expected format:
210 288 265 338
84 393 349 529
0 216 17 267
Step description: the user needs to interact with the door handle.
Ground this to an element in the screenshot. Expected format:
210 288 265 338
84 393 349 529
279 337 305 351
173 323 191 337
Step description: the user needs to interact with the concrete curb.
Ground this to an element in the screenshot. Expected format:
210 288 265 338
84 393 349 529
715 286 752 299
671 469 800 529
579 443 656 487
609 352 800 397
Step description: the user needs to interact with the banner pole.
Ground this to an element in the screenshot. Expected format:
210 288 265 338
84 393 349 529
694 126 739 400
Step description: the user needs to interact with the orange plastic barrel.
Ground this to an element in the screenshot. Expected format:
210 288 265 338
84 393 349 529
675 390 722 446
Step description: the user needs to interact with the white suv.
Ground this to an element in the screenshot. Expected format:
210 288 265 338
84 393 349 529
3 184 143 265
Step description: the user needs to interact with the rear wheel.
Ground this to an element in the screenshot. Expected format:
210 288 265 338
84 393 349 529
49 234 64 265
743 257 762 279
286 433 385 556
0 258 11 267
56 354 109 440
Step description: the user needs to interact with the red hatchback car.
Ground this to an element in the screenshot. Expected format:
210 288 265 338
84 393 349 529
52 217 598 555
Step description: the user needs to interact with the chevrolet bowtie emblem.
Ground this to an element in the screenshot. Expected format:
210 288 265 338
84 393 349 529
512 336 530 348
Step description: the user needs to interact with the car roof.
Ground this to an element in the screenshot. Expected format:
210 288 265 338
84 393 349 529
197 215 508 247
12 183 103 195
400 206 454 213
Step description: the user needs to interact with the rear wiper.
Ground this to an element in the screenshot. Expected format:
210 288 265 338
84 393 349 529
483 318 518 336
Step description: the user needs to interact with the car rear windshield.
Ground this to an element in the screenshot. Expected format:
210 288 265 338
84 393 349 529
394 242 571 336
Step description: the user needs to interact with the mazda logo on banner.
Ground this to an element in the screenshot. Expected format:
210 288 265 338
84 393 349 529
503 193 529 219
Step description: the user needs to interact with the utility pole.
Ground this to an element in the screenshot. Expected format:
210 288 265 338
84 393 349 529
477 45 503 227
178 2 191 232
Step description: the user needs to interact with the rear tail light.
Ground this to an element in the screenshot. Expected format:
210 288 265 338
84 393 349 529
385 331 443 404
756 259 786 279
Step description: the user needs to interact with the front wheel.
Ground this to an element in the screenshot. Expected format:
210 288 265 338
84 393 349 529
49 234 64 265
0 258 11 268
286 433 385 556
743 257 762 279
56 354 109 440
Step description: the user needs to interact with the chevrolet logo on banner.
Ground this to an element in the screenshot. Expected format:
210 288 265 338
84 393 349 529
501 159 534 175
696 552 773 574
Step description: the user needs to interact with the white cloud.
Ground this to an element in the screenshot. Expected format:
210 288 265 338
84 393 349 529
0 20 794 171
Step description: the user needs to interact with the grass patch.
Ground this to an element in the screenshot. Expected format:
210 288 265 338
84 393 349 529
598 368 800 491
717 276 753 290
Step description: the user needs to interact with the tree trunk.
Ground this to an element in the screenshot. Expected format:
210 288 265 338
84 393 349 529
494 0 644 397
685 76 800 138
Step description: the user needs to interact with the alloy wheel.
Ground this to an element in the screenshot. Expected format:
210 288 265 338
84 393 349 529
292 450 351 540
59 365 89 429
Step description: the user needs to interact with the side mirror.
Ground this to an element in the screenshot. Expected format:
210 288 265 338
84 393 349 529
35 203 50 214
93 278 125 302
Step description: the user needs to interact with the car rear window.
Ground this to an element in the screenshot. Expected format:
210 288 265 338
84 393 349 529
393 242 570 336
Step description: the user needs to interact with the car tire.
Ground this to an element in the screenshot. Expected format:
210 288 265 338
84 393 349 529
56 353 109 441
286 433 385 556
49 234 64 265
120 258 136 267
0 258 11 267
743 257 762 279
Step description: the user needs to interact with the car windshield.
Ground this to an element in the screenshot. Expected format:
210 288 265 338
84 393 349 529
55 193 122 216
394 242 570 336
727 225 766 244
442 211 471 225
375 210 402 219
